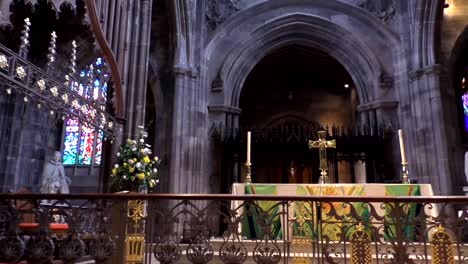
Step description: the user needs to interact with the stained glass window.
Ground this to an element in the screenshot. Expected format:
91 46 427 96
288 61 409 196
62 58 108 166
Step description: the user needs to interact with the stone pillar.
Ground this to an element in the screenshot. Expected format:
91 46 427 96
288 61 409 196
169 66 205 194
405 65 457 194
120 0 153 137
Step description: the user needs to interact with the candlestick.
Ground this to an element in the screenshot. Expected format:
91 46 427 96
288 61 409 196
398 129 407 164
398 129 410 183
245 162 252 184
247 131 251 164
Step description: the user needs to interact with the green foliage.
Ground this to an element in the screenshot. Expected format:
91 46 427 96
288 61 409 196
110 127 159 192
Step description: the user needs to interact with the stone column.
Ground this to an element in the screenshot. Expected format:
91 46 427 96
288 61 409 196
119 0 151 137
405 65 458 194
169 66 205 194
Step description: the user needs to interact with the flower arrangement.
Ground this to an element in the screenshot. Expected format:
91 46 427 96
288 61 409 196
110 127 159 192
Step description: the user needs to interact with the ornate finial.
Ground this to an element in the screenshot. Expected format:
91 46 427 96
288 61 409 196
71 40 77 75
46 31 57 71
65 40 77 87
19 17 31 58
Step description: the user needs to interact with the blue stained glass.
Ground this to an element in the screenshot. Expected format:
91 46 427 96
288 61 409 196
78 123 95 165
102 82 108 101
463 93 468 133
94 131 103 165
63 118 80 165
93 78 100 100
463 93 468 116
63 57 108 166
78 83 85 97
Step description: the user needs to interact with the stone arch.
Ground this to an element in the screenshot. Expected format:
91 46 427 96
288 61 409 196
204 0 400 111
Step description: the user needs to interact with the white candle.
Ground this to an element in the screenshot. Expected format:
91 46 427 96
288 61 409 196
247 131 251 164
398 129 407 163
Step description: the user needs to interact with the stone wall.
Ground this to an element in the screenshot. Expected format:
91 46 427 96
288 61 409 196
0 94 59 192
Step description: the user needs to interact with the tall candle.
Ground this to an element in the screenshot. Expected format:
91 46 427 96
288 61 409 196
398 129 407 163
247 131 251 164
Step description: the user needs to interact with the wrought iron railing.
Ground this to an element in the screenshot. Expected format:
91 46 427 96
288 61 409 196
0 42 116 137
1 193 468 264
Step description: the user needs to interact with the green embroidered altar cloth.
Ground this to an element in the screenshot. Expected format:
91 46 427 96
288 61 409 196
232 183 435 240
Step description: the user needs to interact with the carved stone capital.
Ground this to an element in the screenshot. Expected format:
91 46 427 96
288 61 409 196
173 65 199 79
357 100 398 111
208 104 242 115
409 64 446 80
408 69 424 80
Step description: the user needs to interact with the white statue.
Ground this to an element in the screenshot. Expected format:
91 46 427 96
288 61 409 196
40 151 71 194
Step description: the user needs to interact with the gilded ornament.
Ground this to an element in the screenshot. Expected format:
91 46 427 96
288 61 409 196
50 86 58 97
61 93 69 104
0 54 8 69
80 105 87 113
16 66 26 79
431 225 455 264
89 109 96 119
36 79 46 91
72 99 80 109
350 223 372 264
100 113 106 125
308 130 336 183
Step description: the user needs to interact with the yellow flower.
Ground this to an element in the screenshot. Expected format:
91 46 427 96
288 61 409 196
143 156 150 164
123 162 128 167
137 173 145 180
111 168 117 175
129 167 135 173
133 158 137 162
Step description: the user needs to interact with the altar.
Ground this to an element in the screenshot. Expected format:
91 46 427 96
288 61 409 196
232 183 436 240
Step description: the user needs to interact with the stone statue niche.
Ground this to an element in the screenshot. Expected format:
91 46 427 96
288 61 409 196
40 151 71 194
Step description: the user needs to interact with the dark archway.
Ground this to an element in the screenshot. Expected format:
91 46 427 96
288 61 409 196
239 45 360 184
451 26 468 144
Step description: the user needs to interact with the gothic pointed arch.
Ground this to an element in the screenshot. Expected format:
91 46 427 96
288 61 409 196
203 0 400 110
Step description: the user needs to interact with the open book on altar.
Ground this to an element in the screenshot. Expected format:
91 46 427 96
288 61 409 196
231 183 437 240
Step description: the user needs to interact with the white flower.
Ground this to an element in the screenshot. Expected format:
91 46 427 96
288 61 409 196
123 175 127 179
153 168 158 173
132 147 137 151
114 164 119 168
116 152 121 157
128 159 134 164
139 139 144 143
156 179 160 183
154 156 159 162
136 162 142 168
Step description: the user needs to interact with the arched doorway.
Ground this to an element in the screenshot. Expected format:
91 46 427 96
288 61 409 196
203 1 400 193
239 45 358 184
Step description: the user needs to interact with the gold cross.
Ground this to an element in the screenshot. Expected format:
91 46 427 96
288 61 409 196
308 130 336 183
